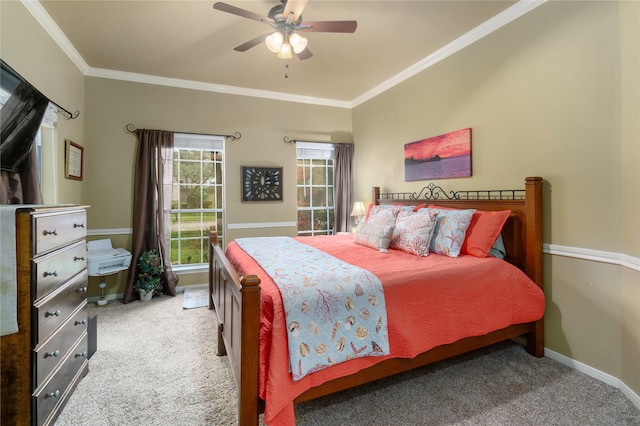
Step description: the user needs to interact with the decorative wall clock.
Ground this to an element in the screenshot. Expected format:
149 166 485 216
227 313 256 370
242 166 283 202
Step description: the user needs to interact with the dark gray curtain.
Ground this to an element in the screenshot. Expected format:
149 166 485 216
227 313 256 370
1 63 48 204
333 143 354 233
124 129 177 303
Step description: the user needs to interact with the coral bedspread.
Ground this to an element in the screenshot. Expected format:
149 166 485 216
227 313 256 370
225 234 545 425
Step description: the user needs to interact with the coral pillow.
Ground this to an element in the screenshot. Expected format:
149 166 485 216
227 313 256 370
389 209 439 256
463 210 511 257
424 207 475 257
428 205 511 258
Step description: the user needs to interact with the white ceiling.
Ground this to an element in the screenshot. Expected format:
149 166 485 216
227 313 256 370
34 0 543 107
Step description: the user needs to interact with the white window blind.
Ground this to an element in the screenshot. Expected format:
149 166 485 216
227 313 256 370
296 141 333 159
174 133 224 150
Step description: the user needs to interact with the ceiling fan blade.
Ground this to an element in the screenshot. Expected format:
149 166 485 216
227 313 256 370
283 0 308 22
298 20 357 33
233 33 270 52
213 2 274 24
297 47 313 60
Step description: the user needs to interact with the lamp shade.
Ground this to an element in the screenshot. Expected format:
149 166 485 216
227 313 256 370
277 42 294 59
289 33 308 54
350 201 366 217
265 32 284 53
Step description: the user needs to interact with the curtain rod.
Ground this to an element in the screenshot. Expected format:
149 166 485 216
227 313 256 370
283 136 336 145
0 59 79 120
125 123 241 141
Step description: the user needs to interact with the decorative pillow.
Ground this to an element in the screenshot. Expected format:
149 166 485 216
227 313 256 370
428 205 510 258
489 234 507 259
389 209 439 256
424 207 476 257
353 222 395 253
412 203 426 212
366 205 401 227
365 203 415 222
463 210 511 257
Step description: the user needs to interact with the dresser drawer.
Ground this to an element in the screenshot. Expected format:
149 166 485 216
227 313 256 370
34 210 87 256
34 303 88 387
34 271 88 345
33 240 86 301
33 333 88 426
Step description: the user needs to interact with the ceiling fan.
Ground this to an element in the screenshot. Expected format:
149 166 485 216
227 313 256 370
213 0 357 60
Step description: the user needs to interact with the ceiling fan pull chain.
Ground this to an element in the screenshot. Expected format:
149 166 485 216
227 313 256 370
284 61 289 79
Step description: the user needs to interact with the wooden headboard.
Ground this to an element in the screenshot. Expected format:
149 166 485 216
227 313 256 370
372 176 543 289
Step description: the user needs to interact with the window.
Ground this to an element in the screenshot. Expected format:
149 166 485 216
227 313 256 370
296 142 334 236
171 134 224 266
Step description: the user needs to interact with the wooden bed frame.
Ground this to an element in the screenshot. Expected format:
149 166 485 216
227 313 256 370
208 176 544 425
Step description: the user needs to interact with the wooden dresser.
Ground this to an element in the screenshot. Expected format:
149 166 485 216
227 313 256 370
1 205 89 426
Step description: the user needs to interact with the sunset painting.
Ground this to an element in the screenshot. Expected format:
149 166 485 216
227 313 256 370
404 128 472 181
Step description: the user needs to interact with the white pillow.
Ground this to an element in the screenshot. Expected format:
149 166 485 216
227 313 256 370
354 222 395 253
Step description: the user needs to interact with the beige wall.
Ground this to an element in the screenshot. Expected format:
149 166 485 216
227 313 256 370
353 1 639 397
83 78 351 235
0 1 85 205
82 77 351 296
619 0 640 396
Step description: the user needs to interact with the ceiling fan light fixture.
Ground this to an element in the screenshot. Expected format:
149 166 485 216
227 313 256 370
277 42 294 59
289 33 307 54
265 31 284 53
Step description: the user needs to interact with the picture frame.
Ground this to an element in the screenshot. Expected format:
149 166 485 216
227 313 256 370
65 139 84 180
242 166 282 202
404 128 472 181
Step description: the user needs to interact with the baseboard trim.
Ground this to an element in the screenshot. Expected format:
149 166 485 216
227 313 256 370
545 347 640 411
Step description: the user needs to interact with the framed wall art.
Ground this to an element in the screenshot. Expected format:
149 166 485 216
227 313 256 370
65 139 84 180
242 166 282 202
404 128 472 181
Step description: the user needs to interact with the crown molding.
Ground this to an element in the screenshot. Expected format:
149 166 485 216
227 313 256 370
351 0 548 107
84 67 352 109
21 0 89 74
26 0 545 108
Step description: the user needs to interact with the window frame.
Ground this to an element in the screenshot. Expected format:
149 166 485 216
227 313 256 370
296 142 335 236
170 133 225 270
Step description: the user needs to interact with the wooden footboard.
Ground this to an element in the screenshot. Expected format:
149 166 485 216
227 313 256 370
209 177 544 426
208 234 261 425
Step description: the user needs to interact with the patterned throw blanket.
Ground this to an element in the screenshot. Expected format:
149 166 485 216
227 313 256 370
236 237 390 380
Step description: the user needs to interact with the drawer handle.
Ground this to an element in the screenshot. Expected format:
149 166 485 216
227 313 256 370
75 319 87 326
46 390 60 399
45 310 61 317
73 223 85 228
43 229 58 236
74 256 86 261
45 350 60 358
76 286 88 293
75 351 87 358
43 271 58 278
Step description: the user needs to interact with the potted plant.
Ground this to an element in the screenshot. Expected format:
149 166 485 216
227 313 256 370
133 249 163 302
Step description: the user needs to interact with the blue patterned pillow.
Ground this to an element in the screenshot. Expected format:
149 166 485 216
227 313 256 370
489 234 507 259
424 207 476 257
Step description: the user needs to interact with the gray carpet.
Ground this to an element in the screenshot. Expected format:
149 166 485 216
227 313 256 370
55 294 640 426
